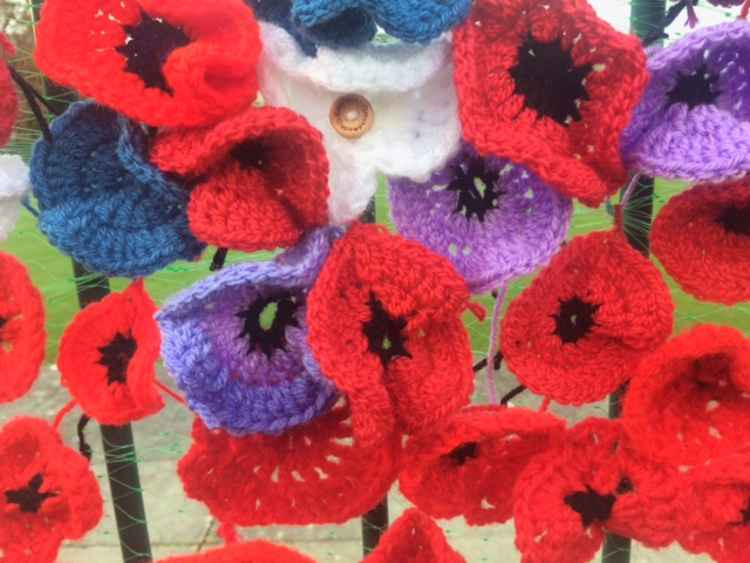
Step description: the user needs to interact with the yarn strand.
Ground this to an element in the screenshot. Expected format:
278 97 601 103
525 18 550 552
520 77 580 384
52 399 77 431
485 285 508 405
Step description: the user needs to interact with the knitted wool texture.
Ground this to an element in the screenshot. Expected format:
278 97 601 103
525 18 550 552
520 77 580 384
178 401 400 527
158 540 315 563
290 0 472 47
247 1 319 56
652 180 750 305
151 105 329 253
501 229 674 405
364 509 465 563
399 406 565 526
623 324 750 467
58 281 164 426
0 33 17 149
307 224 475 447
0 253 45 405
389 142 573 294
452 0 648 207
0 155 31 243
30 102 205 278
157 228 340 436
0 417 102 563
34 0 261 127
513 418 685 563
622 21 750 184
259 22 461 224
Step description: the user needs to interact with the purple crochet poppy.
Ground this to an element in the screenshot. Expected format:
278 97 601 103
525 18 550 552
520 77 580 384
622 21 750 183
388 143 572 294
157 228 341 436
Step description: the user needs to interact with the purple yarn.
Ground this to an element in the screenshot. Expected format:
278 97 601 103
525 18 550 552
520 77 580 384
622 21 750 183
157 228 342 436
388 143 572 294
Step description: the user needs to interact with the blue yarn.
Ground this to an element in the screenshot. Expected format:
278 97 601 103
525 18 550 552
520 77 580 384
30 102 205 278
246 0 321 56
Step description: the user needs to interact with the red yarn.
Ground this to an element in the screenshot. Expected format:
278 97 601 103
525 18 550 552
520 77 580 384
742 0 749 19
178 401 400 527
0 33 17 148
364 509 465 563
157 540 315 562
623 324 750 467
34 0 261 127
0 417 102 563
452 0 648 207
0 252 46 404
307 224 475 447
58 280 164 425
652 181 750 305
501 230 674 405
151 105 329 253
399 406 564 525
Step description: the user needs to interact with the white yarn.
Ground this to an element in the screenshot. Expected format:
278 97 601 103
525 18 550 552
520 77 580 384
0 154 30 241
259 23 461 224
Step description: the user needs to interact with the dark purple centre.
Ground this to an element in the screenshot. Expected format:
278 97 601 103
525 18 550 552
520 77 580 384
5 474 57 514
552 297 600 344
98 332 137 385
363 293 411 368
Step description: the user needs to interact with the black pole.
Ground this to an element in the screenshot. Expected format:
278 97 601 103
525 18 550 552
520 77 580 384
603 3 665 563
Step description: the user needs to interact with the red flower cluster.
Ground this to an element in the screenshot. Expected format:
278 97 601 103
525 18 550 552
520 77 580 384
158 540 315 563
0 32 17 148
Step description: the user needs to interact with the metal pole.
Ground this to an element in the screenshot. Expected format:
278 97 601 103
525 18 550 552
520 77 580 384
603 3 665 562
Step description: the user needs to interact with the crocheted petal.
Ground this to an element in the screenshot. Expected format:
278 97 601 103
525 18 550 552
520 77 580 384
0 56 17 149
157 540 315 563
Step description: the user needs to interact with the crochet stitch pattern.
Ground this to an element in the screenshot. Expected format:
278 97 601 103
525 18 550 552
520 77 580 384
307 224 475 447
258 22 461 224
151 105 329 253
0 252 45 405
247 1 320 56
363 509 466 563
0 33 17 149
389 142 573 294
58 281 165 426
290 0 472 47
158 540 315 562
0 417 102 563
453 0 649 207
30 102 205 278
0 155 31 243
399 406 565 526
622 21 750 184
178 400 400 527
623 324 750 467
34 0 262 127
652 180 750 305
501 229 674 405
157 228 340 436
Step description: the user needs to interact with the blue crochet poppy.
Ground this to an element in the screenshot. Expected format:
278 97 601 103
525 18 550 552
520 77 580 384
30 102 205 277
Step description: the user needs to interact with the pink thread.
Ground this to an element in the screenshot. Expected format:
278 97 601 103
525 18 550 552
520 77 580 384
485 286 508 405
155 380 186 405
52 399 77 430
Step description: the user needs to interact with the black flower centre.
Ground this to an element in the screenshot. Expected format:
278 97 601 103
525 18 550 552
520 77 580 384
740 502 750 526
362 293 411 368
446 155 504 222
718 203 750 236
115 11 190 94
509 35 592 126
564 487 616 528
231 139 273 171
552 297 600 344
447 442 480 466
666 63 721 110
5 474 57 514
98 332 137 385
616 477 634 495
236 291 302 359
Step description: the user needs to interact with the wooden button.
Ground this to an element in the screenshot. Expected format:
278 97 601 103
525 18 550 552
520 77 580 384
329 94 374 139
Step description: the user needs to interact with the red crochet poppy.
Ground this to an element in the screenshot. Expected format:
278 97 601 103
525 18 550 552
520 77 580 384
513 418 683 563
399 406 564 526
652 181 750 305
0 33 17 149
0 252 46 404
151 105 329 253
623 324 750 467
58 280 164 425
0 417 102 563
364 509 465 563
501 229 674 405
453 0 648 206
158 540 315 563
178 400 400 527
307 224 475 447
34 0 261 127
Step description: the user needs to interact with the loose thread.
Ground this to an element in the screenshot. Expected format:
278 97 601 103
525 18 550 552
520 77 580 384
77 414 93 460
539 397 552 413
155 380 186 405
485 286 508 405
52 399 77 431
8 65 54 143
218 522 240 545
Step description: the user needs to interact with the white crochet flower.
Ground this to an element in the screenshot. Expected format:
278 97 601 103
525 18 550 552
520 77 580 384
259 23 461 224
0 154 30 241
